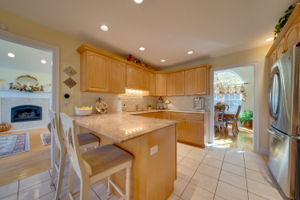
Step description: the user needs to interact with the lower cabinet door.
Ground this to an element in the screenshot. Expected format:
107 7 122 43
184 119 204 147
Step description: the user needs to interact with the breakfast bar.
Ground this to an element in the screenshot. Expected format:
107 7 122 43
73 114 177 200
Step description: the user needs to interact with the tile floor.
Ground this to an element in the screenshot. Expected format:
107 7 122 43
0 143 284 200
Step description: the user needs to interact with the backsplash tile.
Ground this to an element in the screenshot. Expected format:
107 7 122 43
163 96 210 112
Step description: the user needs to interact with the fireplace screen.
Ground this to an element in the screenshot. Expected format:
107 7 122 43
11 105 42 123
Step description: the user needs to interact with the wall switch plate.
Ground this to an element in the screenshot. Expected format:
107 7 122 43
150 145 158 155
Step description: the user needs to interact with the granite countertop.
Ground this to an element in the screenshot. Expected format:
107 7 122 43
127 109 209 115
73 113 177 143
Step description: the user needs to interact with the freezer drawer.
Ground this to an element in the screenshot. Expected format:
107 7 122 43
268 128 292 198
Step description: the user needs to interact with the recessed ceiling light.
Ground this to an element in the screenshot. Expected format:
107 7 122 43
134 0 143 4
187 50 194 55
100 25 109 31
139 47 145 51
41 59 47 64
266 37 274 42
7 52 15 58
161 59 166 62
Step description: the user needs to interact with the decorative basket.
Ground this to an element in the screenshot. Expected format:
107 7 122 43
0 124 11 132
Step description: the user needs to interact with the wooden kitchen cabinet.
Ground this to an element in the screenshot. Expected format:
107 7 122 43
185 66 210 95
184 117 204 147
167 71 185 96
170 112 205 147
156 73 167 96
78 44 211 96
135 111 206 147
149 72 156 96
170 112 186 141
126 65 142 90
110 59 126 93
80 51 110 92
78 45 126 93
126 65 150 91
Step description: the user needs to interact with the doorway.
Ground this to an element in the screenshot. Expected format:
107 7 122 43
0 30 59 185
209 64 258 152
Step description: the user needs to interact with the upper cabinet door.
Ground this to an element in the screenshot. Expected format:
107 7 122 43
156 73 167 96
126 64 149 90
174 71 185 95
85 52 110 92
184 69 195 95
142 70 150 91
110 59 126 93
126 65 140 89
149 72 156 96
167 73 175 96
194 67 208 95
184 67 210 95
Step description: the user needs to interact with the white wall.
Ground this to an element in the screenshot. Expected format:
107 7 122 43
0 66 52 92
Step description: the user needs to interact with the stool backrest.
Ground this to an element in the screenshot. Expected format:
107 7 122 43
59 113 89 180
49 110 64 151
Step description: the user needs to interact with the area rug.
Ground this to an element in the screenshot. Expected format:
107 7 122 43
0 133 30 158
40 133 51 145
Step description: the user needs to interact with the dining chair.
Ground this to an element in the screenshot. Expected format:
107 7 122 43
49 110 100 200
226 105 242 136
59 113 133 200
214 108 226 136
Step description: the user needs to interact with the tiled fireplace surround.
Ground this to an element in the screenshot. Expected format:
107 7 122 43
0 97 49 131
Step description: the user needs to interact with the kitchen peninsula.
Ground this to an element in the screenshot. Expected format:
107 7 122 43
73 113 177 200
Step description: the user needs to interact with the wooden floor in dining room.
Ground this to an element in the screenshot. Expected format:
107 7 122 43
0 128 50 186
214 126 253 152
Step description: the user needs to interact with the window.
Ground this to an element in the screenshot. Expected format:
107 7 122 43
214 70 244 112
214 94 242 112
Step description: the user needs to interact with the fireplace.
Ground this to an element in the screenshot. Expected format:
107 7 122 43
11 105 42 123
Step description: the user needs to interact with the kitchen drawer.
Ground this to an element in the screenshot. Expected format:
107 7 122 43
170 112 186 121
184 113 204 121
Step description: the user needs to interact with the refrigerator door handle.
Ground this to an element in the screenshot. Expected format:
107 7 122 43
267 128 285 141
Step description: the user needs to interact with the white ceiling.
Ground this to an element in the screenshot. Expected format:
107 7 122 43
0 0 296 68
0 39 52 74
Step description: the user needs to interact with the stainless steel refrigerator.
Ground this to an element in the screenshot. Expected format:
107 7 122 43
268 44 300 200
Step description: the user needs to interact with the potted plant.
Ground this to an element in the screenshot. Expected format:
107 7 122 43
238 110 253 129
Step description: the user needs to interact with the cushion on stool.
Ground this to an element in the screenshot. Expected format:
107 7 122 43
78 133 100 146
82 144 133 176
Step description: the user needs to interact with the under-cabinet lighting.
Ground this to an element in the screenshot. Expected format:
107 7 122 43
125 88 149 96
134 0 144 4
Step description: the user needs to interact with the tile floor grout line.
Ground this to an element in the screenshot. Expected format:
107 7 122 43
211 147 226 200
178 148 208 199
242 151 250 200
17 180 20 200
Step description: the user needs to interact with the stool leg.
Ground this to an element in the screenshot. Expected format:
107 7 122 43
55 149 66 200
107 176 111 196
67 163 75 197
80 181 89 200
50 140 56 187
125 167 131 200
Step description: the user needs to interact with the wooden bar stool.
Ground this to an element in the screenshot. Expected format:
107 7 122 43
49 110 100 200
59 113 133 200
